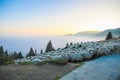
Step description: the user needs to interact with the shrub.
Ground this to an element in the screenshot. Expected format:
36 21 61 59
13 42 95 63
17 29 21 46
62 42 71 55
50 59 67 65
36 60 49 65
36 59 68 65
3 61 11 65
53 76 62 80
74 62 85 67
19 61 33 65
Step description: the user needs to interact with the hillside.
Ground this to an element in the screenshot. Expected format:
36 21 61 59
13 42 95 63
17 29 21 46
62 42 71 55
65 31 99 37
95 27 120 37
66 27 120 37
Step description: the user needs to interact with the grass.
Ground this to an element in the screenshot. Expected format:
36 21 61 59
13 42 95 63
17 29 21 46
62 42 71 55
53 62 85 80
18 59 67 65
36 59 68 65
3 61 12 65
53 75 63 80
19 61 33 65
73 62 85 67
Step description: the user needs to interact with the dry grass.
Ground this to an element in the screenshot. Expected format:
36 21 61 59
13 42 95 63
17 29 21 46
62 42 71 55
0 63 83 80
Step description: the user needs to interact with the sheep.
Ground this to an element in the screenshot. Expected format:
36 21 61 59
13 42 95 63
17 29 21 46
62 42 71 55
32 58 41 64
80 51 92 60
62 54 71 61
96 47 110 56
51 55 63 60
103 43 115 52
113 43 120 53
17 39 120 64
70 53 83 62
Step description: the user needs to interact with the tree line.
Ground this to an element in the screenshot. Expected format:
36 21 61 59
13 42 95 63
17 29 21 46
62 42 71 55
0 40 55 65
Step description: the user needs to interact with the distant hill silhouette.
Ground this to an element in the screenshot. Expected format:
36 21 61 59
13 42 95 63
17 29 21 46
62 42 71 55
95 27 120 37
65 31 99 37
66 27 120 37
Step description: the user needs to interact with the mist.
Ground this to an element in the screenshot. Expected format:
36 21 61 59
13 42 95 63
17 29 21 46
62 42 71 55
0 36 104 56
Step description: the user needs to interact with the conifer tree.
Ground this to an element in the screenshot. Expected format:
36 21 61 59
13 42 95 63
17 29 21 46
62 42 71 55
40 49 43 54
14 51 18 59
66 43 69 47
4 50 8 56
70 42 73 46
18 51 23 59
4 50 8 62
45 40 55 52
106 32 113 40
28 47 35 56
35 49 37 55
0 46 4 54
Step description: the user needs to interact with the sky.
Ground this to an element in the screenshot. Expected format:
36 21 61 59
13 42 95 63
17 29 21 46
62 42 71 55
0 0 120 37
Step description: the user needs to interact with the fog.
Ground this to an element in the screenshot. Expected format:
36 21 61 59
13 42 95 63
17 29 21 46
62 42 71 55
0 36 104 56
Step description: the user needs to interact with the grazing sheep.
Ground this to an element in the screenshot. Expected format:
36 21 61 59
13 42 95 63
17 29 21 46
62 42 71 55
32 58 41 64
80 51 92 60
70 53 83 62
51 55 63 60
16 39 120 64
96 47 110 56
104 43 115 51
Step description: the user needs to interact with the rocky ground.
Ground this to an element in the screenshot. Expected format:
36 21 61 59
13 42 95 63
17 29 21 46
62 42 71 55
0 63 80 80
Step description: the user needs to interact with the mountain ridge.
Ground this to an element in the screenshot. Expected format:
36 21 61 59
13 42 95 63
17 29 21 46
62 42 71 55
65 27 120 37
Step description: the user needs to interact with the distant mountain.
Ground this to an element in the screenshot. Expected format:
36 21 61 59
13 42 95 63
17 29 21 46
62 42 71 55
65 34 73 36
95 27 120 37
74 31 99 37
65 27 120 37
65 31 100 37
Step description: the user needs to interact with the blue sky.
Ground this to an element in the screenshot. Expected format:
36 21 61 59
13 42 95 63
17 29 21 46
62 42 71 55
0 0 120 36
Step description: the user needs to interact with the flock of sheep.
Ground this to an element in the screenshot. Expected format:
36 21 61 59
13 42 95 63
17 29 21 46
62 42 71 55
14 39 120 64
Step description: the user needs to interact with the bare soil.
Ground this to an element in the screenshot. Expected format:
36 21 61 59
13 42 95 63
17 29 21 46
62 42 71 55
0 63 78 80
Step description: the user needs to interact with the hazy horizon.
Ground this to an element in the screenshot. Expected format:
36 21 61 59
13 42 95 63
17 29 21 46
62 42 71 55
0 36 104 56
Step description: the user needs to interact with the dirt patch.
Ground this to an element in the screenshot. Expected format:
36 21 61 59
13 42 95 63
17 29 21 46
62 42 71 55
0 63 79 80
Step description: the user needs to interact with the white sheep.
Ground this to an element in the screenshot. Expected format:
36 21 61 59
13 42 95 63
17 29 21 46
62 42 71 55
70 53 83 62
104 42 115 51
96 47 110 56
32 58 41 64
80 51 92 60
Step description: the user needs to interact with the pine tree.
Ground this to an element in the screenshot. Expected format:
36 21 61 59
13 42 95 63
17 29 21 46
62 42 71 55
18 51 23 59
70 42 73 46
4 50 8 62
8 53 15 64
4 50 8 56
106 32 113 40
0 46 4 54
26 53 29 58
28 47 35 56
40 49 43 54
35 49 37 55
0 46 3 64
0 46 9 65
66 43 69 47
45 40 55 52
14 51 18 59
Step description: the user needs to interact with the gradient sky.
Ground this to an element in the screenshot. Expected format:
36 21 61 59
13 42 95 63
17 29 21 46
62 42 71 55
0 0 120 36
